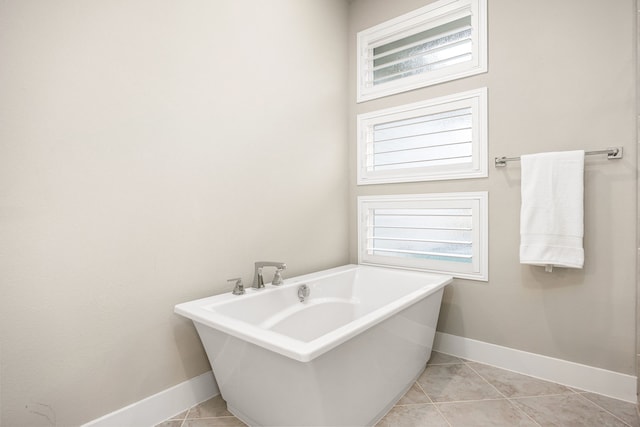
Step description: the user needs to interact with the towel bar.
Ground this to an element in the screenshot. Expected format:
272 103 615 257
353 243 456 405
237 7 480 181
494 147 623 167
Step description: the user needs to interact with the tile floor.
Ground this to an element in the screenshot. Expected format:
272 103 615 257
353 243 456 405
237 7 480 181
157 352 639 427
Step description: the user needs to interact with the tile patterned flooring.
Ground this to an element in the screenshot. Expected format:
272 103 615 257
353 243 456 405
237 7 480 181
157 352 639 427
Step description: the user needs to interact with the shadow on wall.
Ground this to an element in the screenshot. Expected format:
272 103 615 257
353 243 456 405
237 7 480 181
436 285 463 338
172 317 212 378
524 267 585 289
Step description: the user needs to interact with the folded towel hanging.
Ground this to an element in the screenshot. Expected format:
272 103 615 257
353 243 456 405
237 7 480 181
520 150 585 270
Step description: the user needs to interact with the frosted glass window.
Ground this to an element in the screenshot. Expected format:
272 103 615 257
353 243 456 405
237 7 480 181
357 0 487 102
372 17 472 86
357 88 487 184
372 107 472 170
358 193 488 281
370 207 473 263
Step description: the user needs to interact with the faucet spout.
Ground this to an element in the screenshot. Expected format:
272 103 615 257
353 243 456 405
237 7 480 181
253 261 287 288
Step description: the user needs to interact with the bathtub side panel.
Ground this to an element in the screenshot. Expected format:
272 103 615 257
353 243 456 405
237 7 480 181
194 323 328 424
193 288 444 426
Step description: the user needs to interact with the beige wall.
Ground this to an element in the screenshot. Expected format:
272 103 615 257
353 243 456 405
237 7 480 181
349 0 637 375
0 1 349 425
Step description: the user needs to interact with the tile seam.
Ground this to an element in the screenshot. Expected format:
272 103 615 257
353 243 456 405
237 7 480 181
416 370 452 427
434 397 509 405
466 361 543 426
464 361 510 399
184 415 239 420
414 379 435 404
574 393 635 427
509 392 615 401
429 401 454 427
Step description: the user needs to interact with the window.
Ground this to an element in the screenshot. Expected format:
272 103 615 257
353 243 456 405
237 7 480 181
357 0 487 102
357 88 487 185
358 192 488 281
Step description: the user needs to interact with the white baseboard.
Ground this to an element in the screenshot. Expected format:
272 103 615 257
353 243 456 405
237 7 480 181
434 332 637 403
81 371 219 427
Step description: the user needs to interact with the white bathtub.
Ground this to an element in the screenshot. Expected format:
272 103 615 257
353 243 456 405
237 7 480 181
175 264 451 426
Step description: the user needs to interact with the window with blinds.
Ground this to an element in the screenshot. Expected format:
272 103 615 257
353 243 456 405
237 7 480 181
358 192 488 281
357 0 487 102
357 88 487 184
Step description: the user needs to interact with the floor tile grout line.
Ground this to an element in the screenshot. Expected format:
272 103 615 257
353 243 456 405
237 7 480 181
378 397 440 427
431 397 544 427
503 397 543 427
427 399 453 427
433 397 511 405
574 392 635 427
176 405 192 427
418 352 470 425
464 362 510 400
464 360 581 399
411 376 452 426
184 406 193 420
462 360 592 398
414 379 435 404
394 397 554 406
398 372 453 427
432 406 454 427
183 417 236 421
465 362 545 427
508 393 636 427
507 392 617 401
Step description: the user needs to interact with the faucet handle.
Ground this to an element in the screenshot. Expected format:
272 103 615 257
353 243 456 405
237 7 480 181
228 277 244 295
272 268 285 286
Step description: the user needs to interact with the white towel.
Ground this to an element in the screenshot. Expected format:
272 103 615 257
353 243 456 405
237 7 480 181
520 150 585 269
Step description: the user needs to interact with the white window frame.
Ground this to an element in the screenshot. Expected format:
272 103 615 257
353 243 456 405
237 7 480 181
358 192 488 281
357 0 487 103
357 88 487 185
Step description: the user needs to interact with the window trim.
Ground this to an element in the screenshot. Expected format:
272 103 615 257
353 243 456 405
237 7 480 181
357 192 488 281
357 88 488 185
356 0 487 103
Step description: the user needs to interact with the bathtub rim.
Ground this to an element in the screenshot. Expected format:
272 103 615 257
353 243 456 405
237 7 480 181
175 264 452 362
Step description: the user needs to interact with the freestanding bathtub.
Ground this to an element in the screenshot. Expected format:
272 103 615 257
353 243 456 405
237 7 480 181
175 264 452 426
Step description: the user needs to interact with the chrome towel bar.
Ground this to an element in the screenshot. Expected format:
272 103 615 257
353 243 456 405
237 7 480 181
495 147 623 167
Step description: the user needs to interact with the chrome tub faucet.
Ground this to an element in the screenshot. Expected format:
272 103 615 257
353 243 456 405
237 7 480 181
253 261 287 289
228 277 244 295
